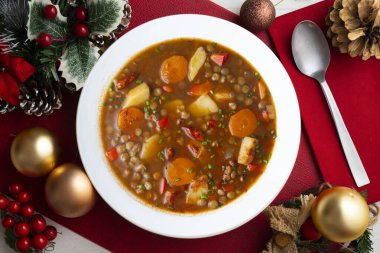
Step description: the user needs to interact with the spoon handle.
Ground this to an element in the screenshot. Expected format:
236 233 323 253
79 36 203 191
319 79 370 187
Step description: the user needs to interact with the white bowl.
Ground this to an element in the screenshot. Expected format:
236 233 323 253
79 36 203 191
77 14 300 238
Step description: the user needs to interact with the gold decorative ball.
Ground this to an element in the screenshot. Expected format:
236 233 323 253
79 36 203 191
240 0 276 33
311 186 369 243
11 127 59 177
45 163 96 218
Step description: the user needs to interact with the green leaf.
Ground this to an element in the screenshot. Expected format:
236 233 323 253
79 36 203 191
356 229 373 253
59 38 98 89
51 0 71 17
360 189 368 201
87 0 124 35
27 0 67 40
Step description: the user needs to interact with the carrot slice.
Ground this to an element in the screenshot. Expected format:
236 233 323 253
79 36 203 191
160 56 188 84
166 158 196 186
117 107 145 133
228 108 257 137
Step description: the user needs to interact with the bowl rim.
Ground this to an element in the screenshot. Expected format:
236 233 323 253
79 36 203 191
76 14 300 238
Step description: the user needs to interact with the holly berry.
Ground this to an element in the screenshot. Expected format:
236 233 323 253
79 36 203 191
32 234 48 250
9 183 22 196
301 217 321 241
0 194 9 210
37 33 53 47
7 201 21 214
74 23 89 38
14 222 30 237
30 214 46 233
43 4 58 20
43 225 57 241
20 204 35 218
17 191 30 203
75 7 87 22
16 237 31 252
2 215 16 229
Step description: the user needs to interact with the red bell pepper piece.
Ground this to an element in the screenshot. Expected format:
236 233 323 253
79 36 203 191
181 126 204 141
115 73 137 90
158 116 169 129
159 178 167 195
247 163 259 172
105 147 118 161
164 147 175 161
222 184 235 192
206 120 218 129
210 53 229 66
187 81 212 96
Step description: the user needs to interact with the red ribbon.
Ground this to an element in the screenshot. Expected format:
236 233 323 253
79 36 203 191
0 53 36 105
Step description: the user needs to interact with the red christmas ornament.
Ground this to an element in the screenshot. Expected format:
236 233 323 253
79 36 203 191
32 234 48 250
43 4 57 20
75 7 87 22
74 24 89 38
0 53 36 105
17 191 30 203
20 204 34 218
37 33 53 47
14 221 30 237
7 201 21 214
301 217 322 241
16 237 31 252
43 225 58 241
0 194 9 210
9 183 23 196
30 214 46 233
2 215 15 229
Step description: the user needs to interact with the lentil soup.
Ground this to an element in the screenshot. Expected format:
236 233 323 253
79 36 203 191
100 39 276 213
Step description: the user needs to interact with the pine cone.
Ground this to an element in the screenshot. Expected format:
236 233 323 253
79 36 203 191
0 99 16 114
326 0 380 60
19 80 62 116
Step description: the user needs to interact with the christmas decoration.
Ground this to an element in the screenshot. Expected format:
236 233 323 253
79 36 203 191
311 186 370 243
326 0 380 60
0 52 36 105
240 0 276 33
0 0 132 115
0 183 58 252
11 127 59 177
45 163 96 218
262 183 378 253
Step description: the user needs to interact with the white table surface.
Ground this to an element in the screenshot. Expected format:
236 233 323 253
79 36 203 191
1 1 377 252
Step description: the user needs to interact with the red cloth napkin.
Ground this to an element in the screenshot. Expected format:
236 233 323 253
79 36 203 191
269 0 380 203
0 0 321 252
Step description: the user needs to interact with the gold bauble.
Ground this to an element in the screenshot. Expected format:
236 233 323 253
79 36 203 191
45 163 96 218
11 127 59 177
311 186 369 243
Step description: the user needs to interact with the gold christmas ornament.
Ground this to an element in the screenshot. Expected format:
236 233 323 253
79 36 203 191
11 127 59 177
45 163 96 218
326 0 380 60
240 0 276 33
311 186 370 243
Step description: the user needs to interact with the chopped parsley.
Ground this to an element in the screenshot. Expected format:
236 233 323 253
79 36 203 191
247 91 254 98
207 163 213 169
211 42 217 47
159 138 164 144
157 151 165 161
135 79 143 84
200 193 208 200
187 167 193 173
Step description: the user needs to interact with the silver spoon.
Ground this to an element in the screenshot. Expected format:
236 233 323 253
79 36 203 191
291 20 370 187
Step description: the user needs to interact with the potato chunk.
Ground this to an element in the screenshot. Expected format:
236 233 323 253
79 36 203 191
123 82 150 108
188 94 219 117
238 137 258 165
140 134 160 160
186 175 208 204
188 47 207 81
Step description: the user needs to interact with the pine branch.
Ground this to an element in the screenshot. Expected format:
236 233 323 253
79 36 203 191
356 229 373 253
0 0 29 40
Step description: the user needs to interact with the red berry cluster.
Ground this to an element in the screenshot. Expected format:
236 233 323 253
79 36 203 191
37 5 89 48
0 183 57 252
73 7 89 38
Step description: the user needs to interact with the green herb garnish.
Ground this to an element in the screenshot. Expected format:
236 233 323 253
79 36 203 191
135 79 143 84
201 193 208 199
